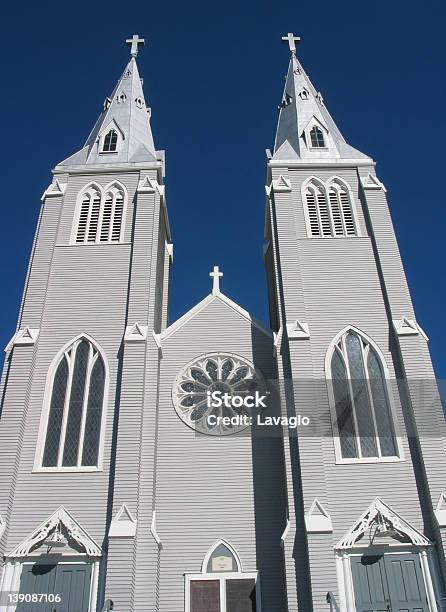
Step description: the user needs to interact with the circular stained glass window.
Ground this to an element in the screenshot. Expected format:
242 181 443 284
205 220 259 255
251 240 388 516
172 353 265 436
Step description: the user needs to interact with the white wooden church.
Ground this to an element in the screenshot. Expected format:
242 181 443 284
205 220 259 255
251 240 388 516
1 32 446 612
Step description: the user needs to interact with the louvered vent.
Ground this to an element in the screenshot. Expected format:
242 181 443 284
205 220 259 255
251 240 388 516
340 191 356 236
317 191 331 236
112 196 124 242
306 190 320 236
100 196 113 242
329 190 344 236
87 195 101 242
76 196 90 243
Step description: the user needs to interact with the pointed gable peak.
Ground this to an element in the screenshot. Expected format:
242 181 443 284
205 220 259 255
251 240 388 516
59 38 158 168
273 35 371 163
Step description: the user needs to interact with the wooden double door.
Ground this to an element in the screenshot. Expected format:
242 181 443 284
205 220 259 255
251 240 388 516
351 552 429 612
16 562 92 612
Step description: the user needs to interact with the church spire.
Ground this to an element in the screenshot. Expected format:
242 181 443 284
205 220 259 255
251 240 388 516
59 35 157 167
273 33 370 161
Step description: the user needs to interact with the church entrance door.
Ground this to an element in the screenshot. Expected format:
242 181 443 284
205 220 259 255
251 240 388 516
16 562 92 612
351 552 429 612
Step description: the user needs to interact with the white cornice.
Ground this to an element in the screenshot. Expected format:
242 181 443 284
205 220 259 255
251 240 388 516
268 158 375 169
53 161 163 175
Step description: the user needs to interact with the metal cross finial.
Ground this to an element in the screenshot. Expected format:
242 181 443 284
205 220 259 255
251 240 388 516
210 266 223 295
281 32 301 54
126 34 145 57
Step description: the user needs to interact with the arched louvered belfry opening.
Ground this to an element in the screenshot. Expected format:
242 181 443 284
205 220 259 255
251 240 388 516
326 327 401 462
37 335 108 470
303 177 359 238
75 183 102 244
327 178 357 236
304 178 331 237
101 182 125 243
73 181 126 244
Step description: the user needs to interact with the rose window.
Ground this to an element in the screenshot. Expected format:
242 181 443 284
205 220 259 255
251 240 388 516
172 353 265 435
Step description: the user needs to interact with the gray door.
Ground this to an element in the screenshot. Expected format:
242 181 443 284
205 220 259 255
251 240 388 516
351 553 429 612
17 563 92 612
384 553 429 612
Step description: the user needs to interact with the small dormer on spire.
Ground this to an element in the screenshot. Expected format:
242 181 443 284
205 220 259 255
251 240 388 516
273 33 371 162
58 35 158 168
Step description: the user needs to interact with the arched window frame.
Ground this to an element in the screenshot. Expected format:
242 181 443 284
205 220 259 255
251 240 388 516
71 181 127 245
309 125 326 148
185 540 261 612
303 118 329 151
98 120 124 154
34 334 109 473
302 176 361 238
325 326 404 464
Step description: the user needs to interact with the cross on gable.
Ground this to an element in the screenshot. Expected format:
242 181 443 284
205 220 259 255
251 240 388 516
210 266 223 295
126 34 145 57
281 32 301 54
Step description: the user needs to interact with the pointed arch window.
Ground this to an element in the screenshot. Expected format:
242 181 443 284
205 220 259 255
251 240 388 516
304 180 331 237
74 183 126 244
309 126 325 148
186 541 259 612
304 178 359 237
102 128 118 152
327 329 400 462
39 337 107 470
328 180 357 236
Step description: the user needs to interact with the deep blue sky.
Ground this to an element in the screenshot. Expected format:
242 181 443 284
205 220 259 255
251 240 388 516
1 0 445 377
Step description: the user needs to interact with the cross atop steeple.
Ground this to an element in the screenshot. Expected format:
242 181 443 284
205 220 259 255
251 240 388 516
281 32 301 54
126 34 145 57
210 266 223 295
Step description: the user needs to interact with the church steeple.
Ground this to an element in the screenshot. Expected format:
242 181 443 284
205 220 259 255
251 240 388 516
273 33 370 161
59 35 157 167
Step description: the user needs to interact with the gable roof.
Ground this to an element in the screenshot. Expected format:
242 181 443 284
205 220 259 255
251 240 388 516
159 292 273 343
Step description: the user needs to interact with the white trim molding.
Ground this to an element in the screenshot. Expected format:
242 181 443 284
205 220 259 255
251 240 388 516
336 498 431 550
360 172 387 192
202 540 242 574
5 326 39 351
124 323 148 343
435 493 446 528
393 316 429 340
0 515 5 540
273 326 283 357
305 499 333 533
41 179 67 200
137 176 165 197
271 175 292 192
109 504 137 538
8 506 102 557
137 176 156 193
165 241 174 262
286 319 310 340
150 510 162 549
